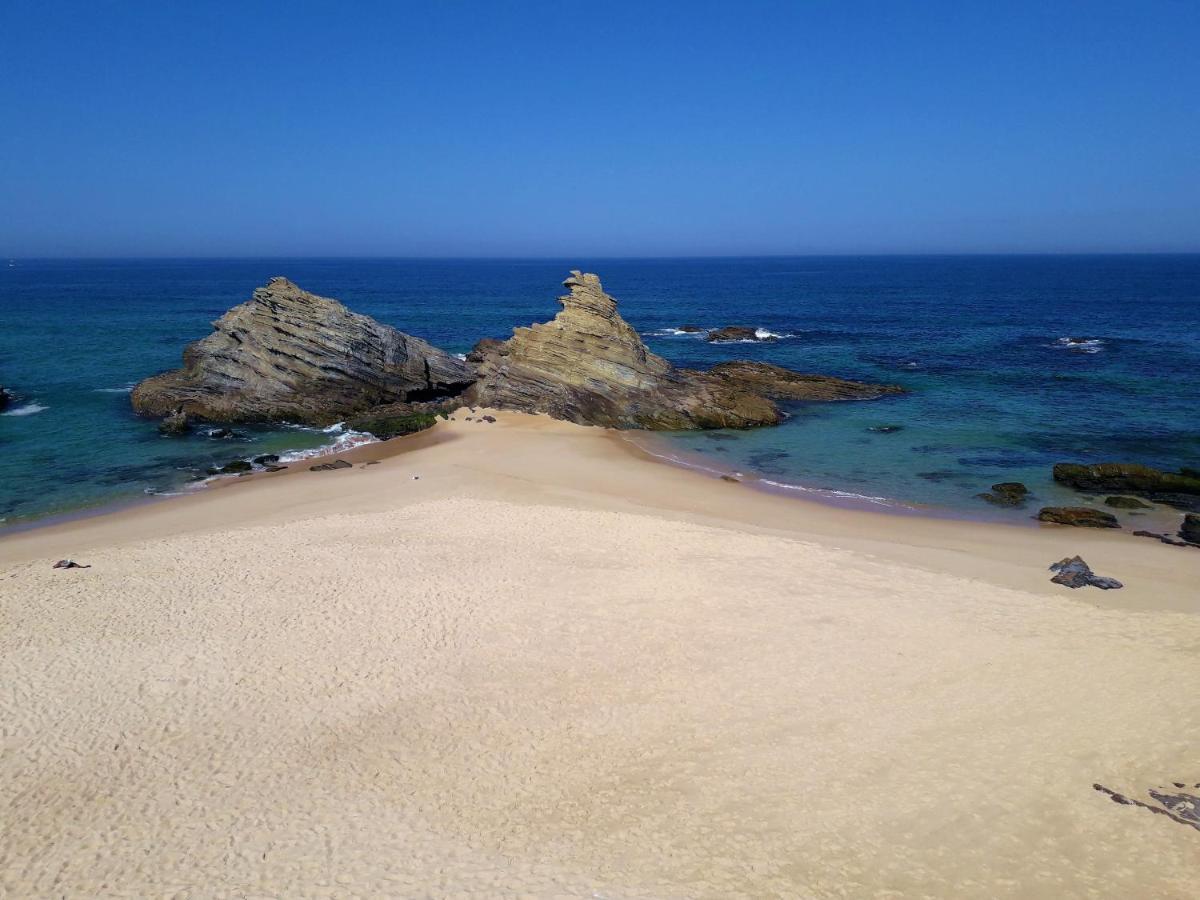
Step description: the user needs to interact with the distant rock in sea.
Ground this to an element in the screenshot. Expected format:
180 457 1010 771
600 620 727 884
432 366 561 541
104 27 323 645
0 385 13 411
706 325 773 343
465 271 905 429
131 277 474 426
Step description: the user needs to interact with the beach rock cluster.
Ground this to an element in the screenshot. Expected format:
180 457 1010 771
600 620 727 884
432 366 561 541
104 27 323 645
133 272 906 435
1049 556 1123 590
132 277 474 427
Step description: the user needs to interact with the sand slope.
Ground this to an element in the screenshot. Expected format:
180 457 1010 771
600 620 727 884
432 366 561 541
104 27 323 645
2 414 1199 897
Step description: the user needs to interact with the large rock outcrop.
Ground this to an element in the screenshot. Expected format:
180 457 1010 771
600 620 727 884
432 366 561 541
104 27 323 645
131 278 473 425
465 271 904 429
1053 462 1200 497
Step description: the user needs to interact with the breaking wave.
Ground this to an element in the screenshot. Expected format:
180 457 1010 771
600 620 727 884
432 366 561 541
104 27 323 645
2 402 48 417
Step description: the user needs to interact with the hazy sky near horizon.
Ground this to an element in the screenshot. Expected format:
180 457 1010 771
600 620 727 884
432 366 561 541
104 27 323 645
2 1 1197 257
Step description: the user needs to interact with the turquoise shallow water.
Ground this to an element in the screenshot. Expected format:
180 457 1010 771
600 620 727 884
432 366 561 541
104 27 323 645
1 256 1198 530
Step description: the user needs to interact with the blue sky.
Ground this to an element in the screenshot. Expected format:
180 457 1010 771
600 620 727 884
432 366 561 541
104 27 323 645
1 1 1197 257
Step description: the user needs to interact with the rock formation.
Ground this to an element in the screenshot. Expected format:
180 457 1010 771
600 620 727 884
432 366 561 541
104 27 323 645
133 271 905 434
465 272 904 429
131 277 473 426
1036 506 1120 528
1181 514 1200 545
0 386 10 411
1053 462 1200 497
706 326 771 343
1104 495 1151 509
1049 556 1123 590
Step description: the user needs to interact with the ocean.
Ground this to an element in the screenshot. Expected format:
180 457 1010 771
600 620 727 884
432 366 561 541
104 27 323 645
2 256 1198 530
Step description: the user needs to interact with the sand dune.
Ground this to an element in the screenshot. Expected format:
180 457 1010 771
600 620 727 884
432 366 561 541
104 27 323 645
2 413 1198 897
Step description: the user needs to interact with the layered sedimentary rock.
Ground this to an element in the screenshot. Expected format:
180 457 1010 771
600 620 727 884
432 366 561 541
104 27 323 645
466 272 904 430
131 278 473 425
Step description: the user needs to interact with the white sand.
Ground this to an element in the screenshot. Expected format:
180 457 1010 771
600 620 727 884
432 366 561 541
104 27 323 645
2 412 1199 897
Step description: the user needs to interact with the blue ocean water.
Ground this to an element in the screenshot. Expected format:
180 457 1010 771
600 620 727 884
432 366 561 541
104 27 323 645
2 256 1198 529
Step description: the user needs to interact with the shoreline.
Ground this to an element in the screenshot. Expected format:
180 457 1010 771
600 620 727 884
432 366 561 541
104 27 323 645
3 410 1198 613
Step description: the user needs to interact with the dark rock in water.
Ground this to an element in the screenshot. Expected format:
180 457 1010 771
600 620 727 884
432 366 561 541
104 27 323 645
697 361 906 402
207 427 235 439
1053 462 1200 497
706 326 770 343
310 458 353 471
1036 506 1120 528
213 459 252 475
466 272 901 430
157 409 191 436
677 324 703 333
344 411 436 440
1181 514 1200 545
977 482 1030 507
131 277 474 426
868 425 904 434
0 385 11 411
1105 495 1152 509
1049 555 1123 590
1148 493 1200 512
252 454 280 465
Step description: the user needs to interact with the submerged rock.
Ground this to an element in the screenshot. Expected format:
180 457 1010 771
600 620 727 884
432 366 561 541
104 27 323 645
466 272 905 430
1181 514 1200 545
131 277 473 426
0 386 11 411
1053 462 1200 497
696 361 906 402
252 454 280 465
310 458 353 471
210 459 252 475
677 324 704 333
976 482 1030 507
157 409 191 436
868 424 904 434
1105 495 1152 509
1049 556 1123 590
1036 506 1120 528
706 326 771 343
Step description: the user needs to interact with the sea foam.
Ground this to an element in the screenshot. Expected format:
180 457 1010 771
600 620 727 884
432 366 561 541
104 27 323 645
2 402 48 417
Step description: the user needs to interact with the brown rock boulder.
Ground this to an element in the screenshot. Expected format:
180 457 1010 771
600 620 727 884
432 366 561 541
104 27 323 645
1036 507 1120 528
131 278 473 426
695 361 906 402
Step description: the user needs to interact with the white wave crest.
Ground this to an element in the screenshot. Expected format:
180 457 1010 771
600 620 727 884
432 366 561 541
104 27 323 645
758 478 910 508
277 428 378 462
643 327 706 337
1054 336 1105 354
93 383 135 393
2 402 48 417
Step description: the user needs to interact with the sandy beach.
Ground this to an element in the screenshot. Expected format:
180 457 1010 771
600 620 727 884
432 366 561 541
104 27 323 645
2 411 1199 897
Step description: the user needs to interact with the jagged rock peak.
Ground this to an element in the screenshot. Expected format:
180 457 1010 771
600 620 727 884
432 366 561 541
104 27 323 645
131 278 473 426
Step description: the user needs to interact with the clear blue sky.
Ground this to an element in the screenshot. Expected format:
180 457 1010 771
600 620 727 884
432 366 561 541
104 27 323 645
2 1 1197 257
